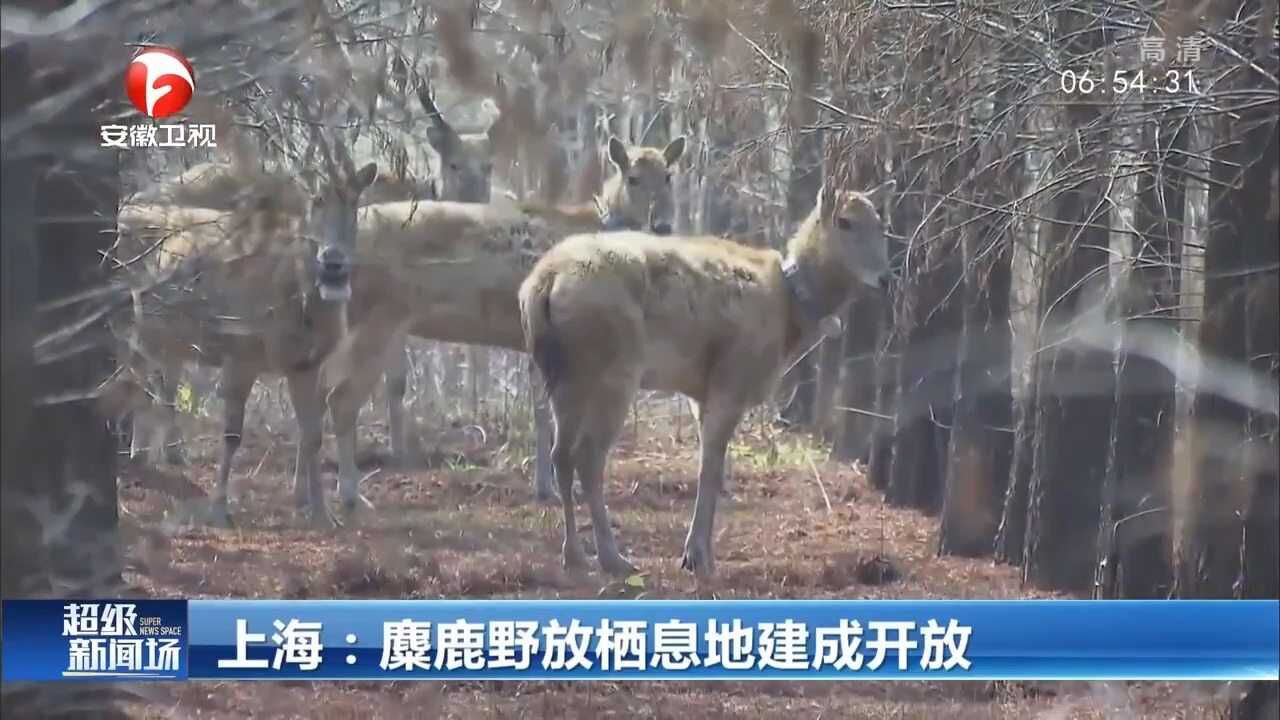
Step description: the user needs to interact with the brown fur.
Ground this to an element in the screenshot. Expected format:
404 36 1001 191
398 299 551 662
130 162 311 216
517 183 894 579
364 136 688 487
115 157 378 527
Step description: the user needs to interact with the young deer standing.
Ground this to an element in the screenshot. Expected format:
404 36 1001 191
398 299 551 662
322 133 688 514
374 82 498 469
374 129 687 496
115 140 378 527
122 82 462 469
518 181 895 579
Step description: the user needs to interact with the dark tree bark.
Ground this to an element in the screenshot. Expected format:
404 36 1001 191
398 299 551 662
886 152 963 514
832 294 884 462
1 43 42 602
1093 116 1183 599
1231 681 1279 720
866 284 900 491
867 144 924 493
1012 6 1118 592
886 241 962 513
996 355 1038 565
1219 18 1280 720
2 37 125 719
1176 108 1279 601
938 171 1014 557
1020 174 1116 591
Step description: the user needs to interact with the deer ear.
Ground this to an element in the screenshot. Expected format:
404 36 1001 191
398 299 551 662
663 135 686 166
608 136 630 172
866 179 897 207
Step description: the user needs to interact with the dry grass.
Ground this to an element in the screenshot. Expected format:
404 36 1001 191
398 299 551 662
116 406 1236 719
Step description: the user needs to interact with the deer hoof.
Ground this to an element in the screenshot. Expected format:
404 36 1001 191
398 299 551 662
599 553 638 578
206 502 235 529
340 494 375 518
308 504 342 530
680 542 715 578
563 541 590 573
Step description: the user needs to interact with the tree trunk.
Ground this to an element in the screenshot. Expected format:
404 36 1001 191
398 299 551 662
887 156 962 514
938 194 1013 557
1176 107 1279 600
1231 681 1280 720
1021 171 1115 592
1094 110 1181 599
866 287 899 491
867 136 924 493
995 103 1054 566
832 294 883 462
2 37 125 719
938 59 1014 558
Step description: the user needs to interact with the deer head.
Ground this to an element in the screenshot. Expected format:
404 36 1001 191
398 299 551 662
418 79 495 203
304 117 378 302
820 180 895 292
605 135 686 235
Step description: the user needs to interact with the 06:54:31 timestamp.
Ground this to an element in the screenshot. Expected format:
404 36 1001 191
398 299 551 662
1059 68 1200 96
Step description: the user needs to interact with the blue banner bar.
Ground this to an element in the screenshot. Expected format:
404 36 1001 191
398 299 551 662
3 599 188 681
5 599 1277 681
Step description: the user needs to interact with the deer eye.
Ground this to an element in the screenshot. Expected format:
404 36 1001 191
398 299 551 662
627 175 640 187
836 217 853 231
449 162 459 171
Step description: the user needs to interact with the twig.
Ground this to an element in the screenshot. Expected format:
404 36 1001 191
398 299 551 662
806 454 833 514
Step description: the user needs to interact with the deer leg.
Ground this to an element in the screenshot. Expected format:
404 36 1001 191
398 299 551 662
577 382 639 577
548 396 588 572
330 381 369 515
385 336 409 467
530 361 557 503
211 363 257 527
129 368 161 464
287 369 337 528
681 398 744 579
156 362 186 465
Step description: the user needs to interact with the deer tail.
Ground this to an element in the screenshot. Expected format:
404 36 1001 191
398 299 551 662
521 274 567 397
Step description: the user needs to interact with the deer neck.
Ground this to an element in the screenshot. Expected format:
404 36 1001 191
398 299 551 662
594 175 643 231
781 246 853 329
299 283 350 346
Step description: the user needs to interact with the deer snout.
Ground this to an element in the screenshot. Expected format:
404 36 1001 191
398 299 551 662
878 272 892 293
316 246 352 301
319 246 348 274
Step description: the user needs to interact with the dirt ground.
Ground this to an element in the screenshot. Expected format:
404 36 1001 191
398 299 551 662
115 404 1241 719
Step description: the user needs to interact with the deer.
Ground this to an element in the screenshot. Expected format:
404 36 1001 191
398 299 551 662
516 180 895 580
113 130 378 527
370 81 500 471
316 132 689 515
372 118 687 501
118 81 455 469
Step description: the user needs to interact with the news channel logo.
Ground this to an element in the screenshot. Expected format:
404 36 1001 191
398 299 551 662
102 46 216 150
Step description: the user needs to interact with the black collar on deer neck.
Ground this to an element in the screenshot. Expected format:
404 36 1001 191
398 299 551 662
780 256 825 328
594 196 640 232
599 208 641 232
602 213 635 231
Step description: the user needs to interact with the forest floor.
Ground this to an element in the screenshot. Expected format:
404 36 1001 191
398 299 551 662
115 403 1240 719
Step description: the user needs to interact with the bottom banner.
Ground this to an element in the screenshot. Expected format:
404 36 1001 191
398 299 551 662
3 599 1277 681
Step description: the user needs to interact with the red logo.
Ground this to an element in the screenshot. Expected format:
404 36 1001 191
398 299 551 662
124 47 195 119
